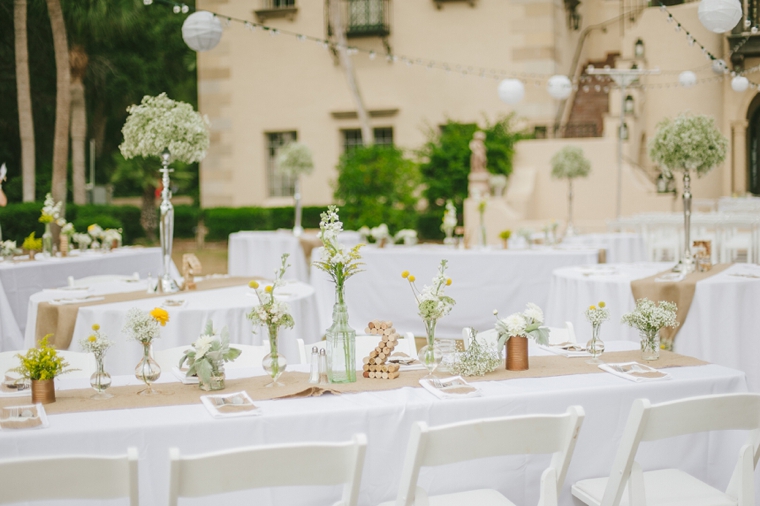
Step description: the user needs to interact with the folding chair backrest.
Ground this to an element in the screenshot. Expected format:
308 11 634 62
0 448 138 505
168 434 367 506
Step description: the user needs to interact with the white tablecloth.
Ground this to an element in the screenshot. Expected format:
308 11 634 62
24 279 321 375
562 232 647 263
546 262 760 391
0 248 168 351
311 245 599 338
0 342 751 506
228 231 311 282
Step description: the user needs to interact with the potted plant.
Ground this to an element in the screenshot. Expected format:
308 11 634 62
12 335 75 404
180 323 241 391
494 303 549 371
550 146 591 237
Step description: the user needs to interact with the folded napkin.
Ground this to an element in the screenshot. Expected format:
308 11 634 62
577 265 619 277
654 272 685 283
200 392 261 418
49 296 104 306
387 352 425 371
419 376 481 400
599 362 670 382
0 374 30 397
161 298 187 308
539 343 591 358
0 404 48 430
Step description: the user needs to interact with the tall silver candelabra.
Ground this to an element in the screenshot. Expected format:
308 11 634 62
159 149 179 293
674 171 695 274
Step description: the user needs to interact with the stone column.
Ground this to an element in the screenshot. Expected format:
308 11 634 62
732 120 748 195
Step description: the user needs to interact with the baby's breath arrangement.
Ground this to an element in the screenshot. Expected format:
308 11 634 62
39 193 65 226
494 303 549 348
648 113 727 177
275 142 314 177
123 307 169 344
313 206 364 296
621 298 679 334
402 260 455 322
1 240 17 257
585 301 610 327
448 331 501 377
179 322 241 386
551 146 591 179
13 335 75 380
119 93 210 163
247 254 295 332
79 324 113 359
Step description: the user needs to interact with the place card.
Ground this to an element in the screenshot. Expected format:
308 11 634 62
599 362 670 383
419 376 481 400
0 404 49 430
200 391 261 419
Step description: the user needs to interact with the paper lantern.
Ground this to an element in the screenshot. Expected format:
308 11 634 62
679 71 697 88
498 79 525 105
712 59 728 74
731 75 749 92
182 11 223 52
698 0 743 33
547 75 572 100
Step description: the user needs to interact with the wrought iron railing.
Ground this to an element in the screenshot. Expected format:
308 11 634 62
260 0 296 8
330 0 390 38
533 123 599 139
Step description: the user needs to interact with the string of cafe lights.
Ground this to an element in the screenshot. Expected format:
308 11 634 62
145 0 753 97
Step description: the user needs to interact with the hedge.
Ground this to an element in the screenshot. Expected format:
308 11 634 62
203 206 324 241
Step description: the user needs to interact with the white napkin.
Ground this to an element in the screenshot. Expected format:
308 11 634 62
655 272 684 283
599 362 671 382
172 367 198 384
49 296 104 305
538 344 591 358
200 391 261 419
0 403 49 430
419 376 481 400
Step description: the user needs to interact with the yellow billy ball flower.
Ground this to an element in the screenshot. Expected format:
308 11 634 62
265 285 273 293
249 280 260 289
150 307 170 326
88 335 97 342
598 301 606 308
589 305 596 311
91 324 100 331
401 270 409 279
408 275 416 282
446 278 452 286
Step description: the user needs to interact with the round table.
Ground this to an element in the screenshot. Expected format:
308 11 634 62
561 233 647 263
546 262 760 391
25 278 321 375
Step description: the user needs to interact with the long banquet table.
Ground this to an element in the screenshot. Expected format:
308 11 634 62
0 247 170 352
310 245 599 338
0 342 751 506
24 278 321 374
546 262 760 392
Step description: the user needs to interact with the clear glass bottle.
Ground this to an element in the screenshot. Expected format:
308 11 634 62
586 323 605 364
90 353 112 399
640 329 660 361
326 285 356 383
200 358 226 391
42 223 53 258
418 318 442 379
308 346 320 384
262 324 287 387
135 341 161 395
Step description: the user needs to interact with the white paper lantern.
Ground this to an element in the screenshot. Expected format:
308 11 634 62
547 75 572 100
731 75 749 92
698 0 743 33
497 79 525 105
712 59 728 74
182 11 223 52
679 70 698 88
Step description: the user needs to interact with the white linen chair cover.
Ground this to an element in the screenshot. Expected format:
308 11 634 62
378 406 585 506
154 342 270 372
0 349 96 379
296 332 418 366
572 393 760 506
0 447 138 505
168 434 367 506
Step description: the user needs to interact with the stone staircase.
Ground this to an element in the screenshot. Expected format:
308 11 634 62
562 53 619 138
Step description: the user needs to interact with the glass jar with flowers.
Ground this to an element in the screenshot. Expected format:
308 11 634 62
313 206 364 384
39 193 65 257
0 240 17 261
403 260 456 378
79 323 113 399
584 302 610 364
180 323 241 391
123 307 169 395
621 298 679 361
59 223 75 257
494 303 549 371
12 335 75 404
247 254 295 387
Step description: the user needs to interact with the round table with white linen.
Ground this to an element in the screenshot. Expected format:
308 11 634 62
561 232 647 263
0 341 751 506
545 262 760 391
25 278 321 375
0 247 171 351
311 245 599 339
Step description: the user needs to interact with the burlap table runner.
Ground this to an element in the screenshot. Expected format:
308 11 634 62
36 277 253 349
298 234 323 263
0 350 705 416
630 264 730 343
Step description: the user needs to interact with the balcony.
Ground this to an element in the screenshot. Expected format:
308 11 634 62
254 0 298 23
328 0 391 38
728 0 760 67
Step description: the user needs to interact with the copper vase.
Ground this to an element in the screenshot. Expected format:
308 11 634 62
31 379 56 404
506 336 529 371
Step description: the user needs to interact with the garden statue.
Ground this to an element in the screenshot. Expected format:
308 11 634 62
468 131 490 198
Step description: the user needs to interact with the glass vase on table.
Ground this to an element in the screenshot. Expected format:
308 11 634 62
640 329 660 361
326 284 356 384
42 223 53 258
90 352 112 399
135 341 161 395
586 323 605 364
200 357 226 391
418 318 442 380
262 324 287 387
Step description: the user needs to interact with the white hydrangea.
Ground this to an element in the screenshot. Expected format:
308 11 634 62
524 303 544 325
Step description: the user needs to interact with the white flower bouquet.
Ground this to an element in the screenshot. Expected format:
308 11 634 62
370 224 390 244
123 307 169 345
79 323 113 359
87 224 104 240
0 240 17 257
247 254 295 332
621 298 678 334
585 301 610 327
394 229 417 246
313 206 364 295
402 260 455 322
119 93 210 163
648 114 727 177
448 330 500 377
39 193 65 226
102 228 122 248
494 303 549 348
179 322 241 386
72 233 92 249
275 142 314 177
60 223 75 237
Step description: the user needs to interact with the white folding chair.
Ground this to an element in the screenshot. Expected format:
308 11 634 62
572 393 760 506
379 406 585 506
297 332 418 366
154 343 270 372
0 448 139 505
168 434 367 506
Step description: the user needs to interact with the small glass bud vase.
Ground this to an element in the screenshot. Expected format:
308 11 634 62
90 354 112 399
199 358 226 391
262 324 287 387
640 329 660 361
586 324 605 364
418 318 442 379
135 342 161 395
42 223 53 258
326 286 356 384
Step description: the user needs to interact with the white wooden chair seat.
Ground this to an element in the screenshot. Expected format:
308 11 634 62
573 469 735 506
379 487 516 506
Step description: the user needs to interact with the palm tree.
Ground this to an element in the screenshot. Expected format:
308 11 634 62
14 0 35 202
69 44 88 204
46 0 70 210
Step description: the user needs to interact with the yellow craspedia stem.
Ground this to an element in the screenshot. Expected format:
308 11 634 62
88 335 97 342
598 301 606 308
91 324 100 331
248 280 260 289
446 278 452 286
150 307 170 326
589 305 596 311
408 275 416 283
265 285 273 293
401 270 409 279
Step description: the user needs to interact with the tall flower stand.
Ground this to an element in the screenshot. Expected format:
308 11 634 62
674 171 695 274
